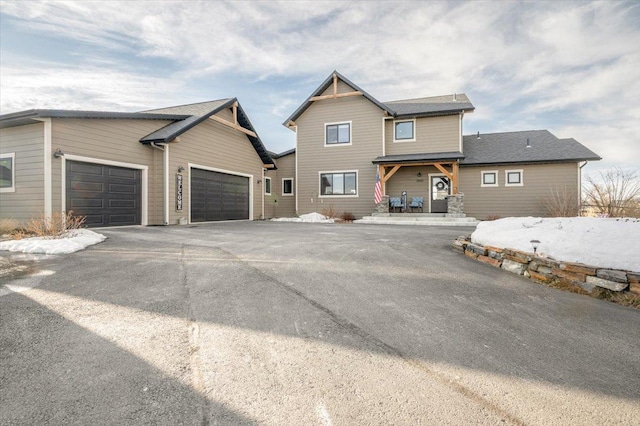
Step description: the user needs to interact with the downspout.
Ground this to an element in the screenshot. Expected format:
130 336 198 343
34 118 52 222
579 160 588 216
262 168 265 220
150 142 169 225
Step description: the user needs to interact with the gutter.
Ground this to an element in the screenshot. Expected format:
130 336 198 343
150 142 169 225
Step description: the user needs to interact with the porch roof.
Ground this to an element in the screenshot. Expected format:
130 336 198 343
372 152 464 165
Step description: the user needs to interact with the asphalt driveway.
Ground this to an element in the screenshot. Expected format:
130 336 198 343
1 222 638 425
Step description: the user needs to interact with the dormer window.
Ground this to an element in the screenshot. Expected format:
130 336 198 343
394 119 415 142
325 122 351 145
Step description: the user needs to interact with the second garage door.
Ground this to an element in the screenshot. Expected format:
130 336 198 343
66 160 142 227
191 168 250 222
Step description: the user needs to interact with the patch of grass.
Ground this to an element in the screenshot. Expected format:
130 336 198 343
11 211 86 240
592 288 640 308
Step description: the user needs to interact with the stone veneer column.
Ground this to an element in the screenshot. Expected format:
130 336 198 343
375 195 390 213
445 193 465 218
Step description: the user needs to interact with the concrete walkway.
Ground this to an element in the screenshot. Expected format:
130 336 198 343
1 222 638 425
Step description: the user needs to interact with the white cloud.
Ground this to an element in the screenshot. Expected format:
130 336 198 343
0 0 638 169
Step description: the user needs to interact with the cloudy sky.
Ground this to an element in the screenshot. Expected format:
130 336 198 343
1 0 638 175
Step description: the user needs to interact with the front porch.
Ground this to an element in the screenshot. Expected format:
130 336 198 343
372 153 465 216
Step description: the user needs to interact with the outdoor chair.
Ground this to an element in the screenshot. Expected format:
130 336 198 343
389 197 405 212
409 196 424 212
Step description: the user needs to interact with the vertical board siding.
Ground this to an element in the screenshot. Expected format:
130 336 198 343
168 114 265 224
0 123 45 223
385 115 460 155
459 163 579 219
296 85 385 218
265 152 296 218
51 118 163 223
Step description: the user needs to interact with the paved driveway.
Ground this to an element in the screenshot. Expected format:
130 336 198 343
1 222 638 425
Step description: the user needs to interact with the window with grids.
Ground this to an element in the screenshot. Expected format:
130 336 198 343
325 123 351 145
320 172 357 196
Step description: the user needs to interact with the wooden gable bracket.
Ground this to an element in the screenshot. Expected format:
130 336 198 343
377 161 460 195
380 165 401 183
309 73 362 101
433 163 453 181
209 114 257 138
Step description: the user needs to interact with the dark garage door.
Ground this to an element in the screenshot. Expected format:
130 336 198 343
66 161 141 227
191 168 249 222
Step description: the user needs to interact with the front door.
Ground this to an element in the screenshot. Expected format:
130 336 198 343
430 176 450 213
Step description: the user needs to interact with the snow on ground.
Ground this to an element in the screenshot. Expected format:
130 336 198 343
270 212 335 223
0 229 106 255
472 217 640 272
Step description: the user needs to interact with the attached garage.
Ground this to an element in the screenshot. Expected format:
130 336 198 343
190 167 250 222
66 160 142 227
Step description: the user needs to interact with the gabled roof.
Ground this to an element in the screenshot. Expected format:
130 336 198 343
384 94 474 118
0 109 187 129
139 99 235 143
283 71 474 127
140 98 275 167
283 71 394 126
461 130 601 165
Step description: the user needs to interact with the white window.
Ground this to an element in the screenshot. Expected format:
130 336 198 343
282 178 294 196
264 177 272 195
394 119 415 142
0 153 15 193
481 170 498 187
325 122 351 145
320 171 358 197
505 169 523 187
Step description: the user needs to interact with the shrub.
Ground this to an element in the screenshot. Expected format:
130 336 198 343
485 215 501 221
320 204 338 219
0 218 19 235
341 212 355 222
539 186 580 217
12 211 86 240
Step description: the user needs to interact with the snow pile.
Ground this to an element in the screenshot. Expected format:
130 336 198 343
0 229 106 255
271 212 335 223
472 217 640 272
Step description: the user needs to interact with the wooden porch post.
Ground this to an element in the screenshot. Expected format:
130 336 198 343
452 161 459 194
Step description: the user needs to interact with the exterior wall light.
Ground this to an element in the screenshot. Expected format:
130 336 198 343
177 165 185 173
53 148 64 158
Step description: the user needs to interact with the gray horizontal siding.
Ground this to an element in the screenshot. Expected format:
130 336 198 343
459 163 579 219
0 123 45 223
265 153 296 218
385 114 460 156
296 81 384 218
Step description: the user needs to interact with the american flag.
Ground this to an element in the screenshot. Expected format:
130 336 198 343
374 171 383 204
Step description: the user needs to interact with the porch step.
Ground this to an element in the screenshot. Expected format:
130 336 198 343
354 214 479 227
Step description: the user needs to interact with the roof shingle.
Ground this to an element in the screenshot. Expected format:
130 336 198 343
461 130 601 165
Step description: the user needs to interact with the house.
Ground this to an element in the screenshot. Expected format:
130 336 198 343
279 71 601 220
0 99 276 227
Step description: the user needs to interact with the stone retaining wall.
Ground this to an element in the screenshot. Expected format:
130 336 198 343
453 236 640 295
